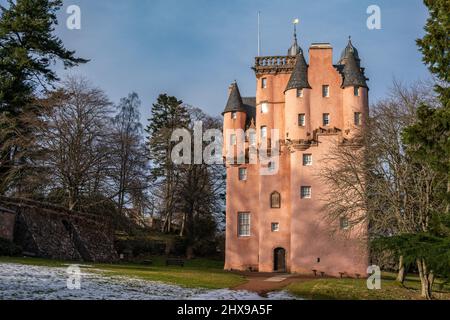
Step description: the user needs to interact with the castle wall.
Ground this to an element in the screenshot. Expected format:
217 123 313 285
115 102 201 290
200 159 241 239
289 135 368 276
0 197 118 262
224 163 260 271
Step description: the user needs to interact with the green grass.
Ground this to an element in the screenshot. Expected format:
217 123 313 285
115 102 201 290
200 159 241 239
286 272 450 300
0 256 245 289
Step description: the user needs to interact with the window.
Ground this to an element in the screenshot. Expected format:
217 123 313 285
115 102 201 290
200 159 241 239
261 78 267 89
340 217 349 230
322 85 330 97
238 168 247 181
230 134 237 145
303 154 312 166
268 161 276 172
261 102 269 114
238 212 250 237
354 112 362 126
231 111 237 119
260 126 267 139
249 131 256 145
301 186 312 199
323 113 330 126
354 86 359 96
298 114 306 127
271 223 280 232
297 88 303 97
270 191 281 208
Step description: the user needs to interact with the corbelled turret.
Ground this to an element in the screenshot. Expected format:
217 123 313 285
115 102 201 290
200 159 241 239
223 81 246 114
341 50 367 88
285 51 311 92
338 36 361 66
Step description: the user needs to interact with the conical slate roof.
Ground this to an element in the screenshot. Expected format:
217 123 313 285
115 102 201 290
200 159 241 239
341 51 367 88
338 37 360 65
285 52 311 92
223 82 246 114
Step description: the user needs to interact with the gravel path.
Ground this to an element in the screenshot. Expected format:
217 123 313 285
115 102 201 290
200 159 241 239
0 263 299 300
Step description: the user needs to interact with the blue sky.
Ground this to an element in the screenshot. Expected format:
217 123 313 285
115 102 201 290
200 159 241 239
38 1 432 121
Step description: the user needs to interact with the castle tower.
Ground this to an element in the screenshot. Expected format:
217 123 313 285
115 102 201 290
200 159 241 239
223 27 369 276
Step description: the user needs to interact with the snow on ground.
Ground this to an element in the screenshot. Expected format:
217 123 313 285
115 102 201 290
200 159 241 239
0 263 299 300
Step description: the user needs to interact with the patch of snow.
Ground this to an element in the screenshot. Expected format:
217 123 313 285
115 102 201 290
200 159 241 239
0 263 299 300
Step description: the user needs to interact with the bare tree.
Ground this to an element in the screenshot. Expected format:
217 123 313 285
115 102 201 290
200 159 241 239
110 93 148 217
35 76 113 210
319 80 446 290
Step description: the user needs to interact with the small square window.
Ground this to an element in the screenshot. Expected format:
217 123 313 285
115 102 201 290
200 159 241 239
261 102 269 114
303 154 312 166
340 217 349 230
297 88 303 97
271 223 279 232
298 114 306 127
354 86 359 96
323 113 330 126
322 85 330 97
262 78 267 89
230 134 237 145
238 168 247 181
238 212 251 237
301 186 311 199
354 112 362 126
231 112 237 119
268 161 276 172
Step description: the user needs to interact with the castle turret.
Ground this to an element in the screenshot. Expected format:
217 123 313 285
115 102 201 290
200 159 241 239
223 82 247 158
284 46 312 141
339 38 369 137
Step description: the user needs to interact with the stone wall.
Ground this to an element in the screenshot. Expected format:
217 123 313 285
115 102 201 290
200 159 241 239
0 197 118 262
0 206 16 241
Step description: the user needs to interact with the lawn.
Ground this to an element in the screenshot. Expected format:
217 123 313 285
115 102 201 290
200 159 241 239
286 272 450 300
0 256 246 289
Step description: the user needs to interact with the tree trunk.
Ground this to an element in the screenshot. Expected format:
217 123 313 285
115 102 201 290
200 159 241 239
417 258 433 300
396 255 406 284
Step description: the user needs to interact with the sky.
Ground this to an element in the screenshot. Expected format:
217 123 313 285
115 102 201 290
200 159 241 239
14 0 433 122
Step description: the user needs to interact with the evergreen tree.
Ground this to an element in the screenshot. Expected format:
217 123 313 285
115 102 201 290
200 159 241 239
145 94 190 232
0 0 87 193
377 0 450 299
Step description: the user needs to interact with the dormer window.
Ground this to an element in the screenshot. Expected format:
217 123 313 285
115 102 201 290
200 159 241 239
231 112 237 119
261 102 269 114
261 78 267 89
354 86 359 96
322 85 330 97
297 88 303 97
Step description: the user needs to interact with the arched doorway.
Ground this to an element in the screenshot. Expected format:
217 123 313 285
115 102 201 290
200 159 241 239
273 247 286 272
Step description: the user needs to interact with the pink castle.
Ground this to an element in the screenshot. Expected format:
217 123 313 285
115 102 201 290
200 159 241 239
222 31 369 276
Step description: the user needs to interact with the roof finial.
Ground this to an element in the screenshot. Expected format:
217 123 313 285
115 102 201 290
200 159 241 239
293 18 299 43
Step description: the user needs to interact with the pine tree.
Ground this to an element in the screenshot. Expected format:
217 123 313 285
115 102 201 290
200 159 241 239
145 94 190 232
0 0 87 194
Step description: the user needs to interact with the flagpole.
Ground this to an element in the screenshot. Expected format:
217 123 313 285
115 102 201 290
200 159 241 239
257 11 261 56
